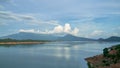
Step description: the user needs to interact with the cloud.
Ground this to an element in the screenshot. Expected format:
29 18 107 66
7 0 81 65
0 11 59 26
19 23 79 36
51 23 79 35
64 23 71 33
0 11 34 21
45 20 59 26
71 28 79 35
1 0 120 21
53 25 63 33
19 29 35 33
91 30 103 36
1 0 120 38
0 11 40 26
28 0 120 20
29 19 59 26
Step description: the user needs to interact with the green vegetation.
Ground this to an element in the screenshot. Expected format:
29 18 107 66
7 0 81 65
103 48 109 57
87 62 94 68
0 38 51 45
86 44 120 68
0 38 50 42
102 44 120 66
115 44 120 60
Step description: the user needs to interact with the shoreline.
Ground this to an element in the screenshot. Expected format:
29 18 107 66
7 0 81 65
85 44 120 68
0 41 46 45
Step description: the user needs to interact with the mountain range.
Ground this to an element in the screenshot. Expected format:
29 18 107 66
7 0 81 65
98 36 120 42
0 32 120 41
0 32 58 40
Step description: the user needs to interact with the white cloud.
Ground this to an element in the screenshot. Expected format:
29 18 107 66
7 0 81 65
112 33 119 36
71 28 79 35
45 20 59 26
64 23 71 33
0 11 60 26
0 11 34 21
19 29 35 33
51 23 79 35
53 25 63 33
19 23 79 36
90 30 103 37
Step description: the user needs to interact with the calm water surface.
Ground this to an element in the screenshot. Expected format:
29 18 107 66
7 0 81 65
0 41 120 68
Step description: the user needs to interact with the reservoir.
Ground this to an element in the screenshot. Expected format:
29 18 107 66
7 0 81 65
0 41 120 68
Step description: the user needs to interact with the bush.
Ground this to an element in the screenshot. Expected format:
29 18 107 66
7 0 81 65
103 48 109 57
102 60 107 63
104 62 110 66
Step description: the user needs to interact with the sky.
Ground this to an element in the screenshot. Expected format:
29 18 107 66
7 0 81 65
0 0 120 38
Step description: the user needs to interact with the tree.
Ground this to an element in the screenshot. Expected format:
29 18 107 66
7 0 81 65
103 48 109 57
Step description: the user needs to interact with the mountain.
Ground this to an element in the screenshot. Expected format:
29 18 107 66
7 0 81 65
0 32 95 41
98 36 120 42
0 32 58 40
58 34 95 41
2 32 119 41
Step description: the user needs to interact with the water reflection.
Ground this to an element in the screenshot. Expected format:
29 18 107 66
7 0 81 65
0 41 120 68
54 47 71 59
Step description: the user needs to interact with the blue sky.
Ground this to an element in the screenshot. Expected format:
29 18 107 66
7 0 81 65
0 0 120 38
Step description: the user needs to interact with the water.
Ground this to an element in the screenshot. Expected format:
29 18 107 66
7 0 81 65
0 41 120 68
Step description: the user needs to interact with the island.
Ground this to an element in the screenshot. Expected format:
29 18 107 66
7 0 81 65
0 38 49 45
85 44 120 68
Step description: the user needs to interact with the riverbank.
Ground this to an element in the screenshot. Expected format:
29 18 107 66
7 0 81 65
0 42 46 45
0 38 50 45
85 44 120 68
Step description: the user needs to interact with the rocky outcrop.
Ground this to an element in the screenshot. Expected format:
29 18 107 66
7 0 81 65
85 44 120 68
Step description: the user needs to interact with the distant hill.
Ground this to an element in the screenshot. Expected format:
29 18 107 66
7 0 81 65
58 34 95 41
0 32 58 40
0 32 95 41
1 32 120 41
98 36 120 42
